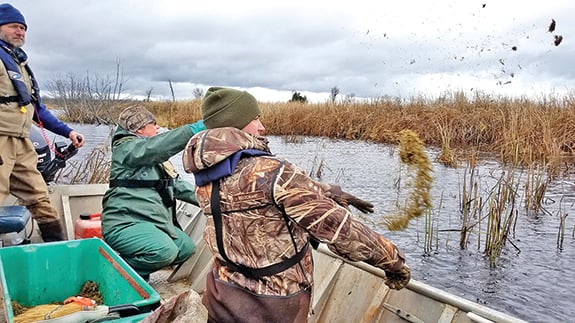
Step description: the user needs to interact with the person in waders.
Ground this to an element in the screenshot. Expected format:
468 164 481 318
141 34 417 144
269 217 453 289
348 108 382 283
182 87 411 322
101 105 205 281
0 3 84 242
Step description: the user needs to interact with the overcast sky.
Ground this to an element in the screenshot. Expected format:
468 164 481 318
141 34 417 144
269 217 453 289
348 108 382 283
8 0 574 102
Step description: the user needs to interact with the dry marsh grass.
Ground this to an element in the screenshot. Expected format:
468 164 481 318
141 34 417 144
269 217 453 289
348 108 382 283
144 100 203 128
67 91 575 172
135 92 575 172
259 92 575 172
60 92 575 187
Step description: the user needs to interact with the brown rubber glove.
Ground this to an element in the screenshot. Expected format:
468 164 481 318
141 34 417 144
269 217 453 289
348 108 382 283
322 183 374 213
339 191 374 213
384 264 411 290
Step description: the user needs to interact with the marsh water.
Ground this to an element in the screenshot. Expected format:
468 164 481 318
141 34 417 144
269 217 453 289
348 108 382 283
61 123 575 323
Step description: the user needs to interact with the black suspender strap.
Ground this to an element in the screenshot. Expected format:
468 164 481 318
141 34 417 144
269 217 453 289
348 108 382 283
109 164 180 228
0 96 20 104
109 178 173 188
210 179 309 279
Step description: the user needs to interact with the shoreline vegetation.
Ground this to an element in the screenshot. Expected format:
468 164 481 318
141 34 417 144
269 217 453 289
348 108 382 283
49 90 575 175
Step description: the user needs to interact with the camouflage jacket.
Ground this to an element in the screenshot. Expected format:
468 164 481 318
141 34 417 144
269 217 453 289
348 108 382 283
183 127 405 296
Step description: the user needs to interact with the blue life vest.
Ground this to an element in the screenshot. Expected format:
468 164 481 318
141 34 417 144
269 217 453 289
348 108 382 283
0 39 38 107
0 39 72 137
194 149 271 186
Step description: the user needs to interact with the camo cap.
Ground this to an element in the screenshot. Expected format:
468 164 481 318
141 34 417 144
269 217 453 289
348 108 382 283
118 106 156 132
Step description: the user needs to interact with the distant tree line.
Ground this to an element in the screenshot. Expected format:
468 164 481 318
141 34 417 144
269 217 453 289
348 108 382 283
43 58 129 124
289 91 307 103
43 58 355 125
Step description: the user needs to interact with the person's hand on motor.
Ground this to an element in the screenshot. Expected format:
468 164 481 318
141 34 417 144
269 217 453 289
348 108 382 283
68 130 84 148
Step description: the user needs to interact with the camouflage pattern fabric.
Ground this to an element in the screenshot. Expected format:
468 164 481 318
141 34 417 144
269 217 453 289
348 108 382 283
117 106 156 132
183 127 406 297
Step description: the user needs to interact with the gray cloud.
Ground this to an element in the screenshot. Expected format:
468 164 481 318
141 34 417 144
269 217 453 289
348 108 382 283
9 0 575 102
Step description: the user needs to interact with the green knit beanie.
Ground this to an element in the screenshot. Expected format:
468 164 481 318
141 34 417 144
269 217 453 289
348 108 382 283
201 87 261 129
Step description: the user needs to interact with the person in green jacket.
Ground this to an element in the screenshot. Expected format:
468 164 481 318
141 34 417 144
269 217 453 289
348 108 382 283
102 105 205 280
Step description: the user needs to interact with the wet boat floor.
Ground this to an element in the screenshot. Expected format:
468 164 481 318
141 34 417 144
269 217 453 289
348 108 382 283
148 268 194 303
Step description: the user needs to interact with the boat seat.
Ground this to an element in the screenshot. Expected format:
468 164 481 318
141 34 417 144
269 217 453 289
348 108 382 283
0 206 31 234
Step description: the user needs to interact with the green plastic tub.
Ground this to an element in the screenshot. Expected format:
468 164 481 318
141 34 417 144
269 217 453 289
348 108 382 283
0 238 160 322
108 312 152 322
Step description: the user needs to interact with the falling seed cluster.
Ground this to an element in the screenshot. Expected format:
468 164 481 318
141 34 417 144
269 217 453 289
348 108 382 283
549 19 563 46
384 130 433 231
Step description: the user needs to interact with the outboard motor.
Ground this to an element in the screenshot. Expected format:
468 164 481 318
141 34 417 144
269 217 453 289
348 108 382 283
30 124 79 183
